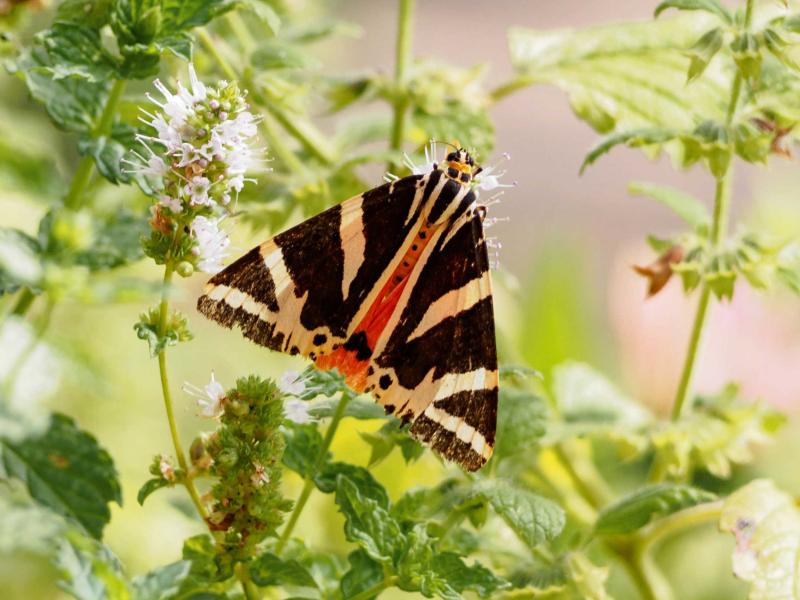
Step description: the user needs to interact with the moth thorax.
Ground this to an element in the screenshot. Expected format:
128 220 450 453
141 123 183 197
444 149 475 186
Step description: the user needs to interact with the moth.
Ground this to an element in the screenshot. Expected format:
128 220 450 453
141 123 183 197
197 146 500 471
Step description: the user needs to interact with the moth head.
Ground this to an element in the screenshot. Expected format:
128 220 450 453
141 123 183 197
444 148 477 185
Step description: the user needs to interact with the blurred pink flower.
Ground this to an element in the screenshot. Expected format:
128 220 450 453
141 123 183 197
609 243 800 414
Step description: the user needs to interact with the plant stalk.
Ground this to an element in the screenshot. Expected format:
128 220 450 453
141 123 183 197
157 263 208 521
236 563 260 600
64 79 127 210
275 390 353 554
670 0 752 420
388 0 415 162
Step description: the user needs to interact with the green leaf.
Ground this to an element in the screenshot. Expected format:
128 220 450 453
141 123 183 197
160 0 238 31
282 422 327 478
580 128 679 173
180 534 234 587
36 24 118 82
0 495 67 556
251 41 314 70
314 462 390 508
553 361 652 426
628 181 710 233
341 550 384 599
73 209 148 270
509 17 728 149
429 552 509 598
494 388 548 462
132 561 191 600
55 531 130 600
654 0 733 24
1 413 121 539
359 420 424 467
467 480 565 549
250 552 318 588
56 0 114 28
595 484 717 535
685 27 724 82
334 474 403 565
720 479 800 599
308 396 386 420
0 228 42 293
11 47 109 133
137 477 170 506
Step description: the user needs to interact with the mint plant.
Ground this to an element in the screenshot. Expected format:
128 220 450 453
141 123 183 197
1 1 799 599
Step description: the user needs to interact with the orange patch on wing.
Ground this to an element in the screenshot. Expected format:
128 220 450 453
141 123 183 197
314 223 438 392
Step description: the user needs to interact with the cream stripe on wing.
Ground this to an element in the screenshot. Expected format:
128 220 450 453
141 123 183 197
433 368 496 400
422 403 493 460
339 196 365 299
406 271 490 342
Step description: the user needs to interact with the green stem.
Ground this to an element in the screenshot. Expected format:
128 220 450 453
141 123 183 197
388 0 415 161
157 263 208 521
489 75 536 105
197 29 320 173
226 11 257 54
639 501 724 548
670 0 752 420
9 287 35 317
348 576 397 600
275 390 353 554
64 79 127 210
265 103 337 166
236 563 260 600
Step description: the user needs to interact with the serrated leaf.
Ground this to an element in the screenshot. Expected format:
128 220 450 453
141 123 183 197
628 181 710 233
468 480 565 549
0 228 42 292
654 0 733 24
132 561 191 600
55 531 130 600
314 462 390 508
160 0 238 31
359 420 423 467
494 388 548 461
282 422 327 478
341 549 383 599
250 552 318 588
37 24 119 82
685 27 724 82
1 413 121 539
11 46 109 133
580 128 679 173
509 17 728 163
308 396 386 420
334 474 403 565
553 362 652 426
251 41 313 70
430 552 509 598
720 479 800 599
595 484 717 535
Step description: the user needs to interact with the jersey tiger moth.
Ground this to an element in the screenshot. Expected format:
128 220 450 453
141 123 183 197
197 147 501 471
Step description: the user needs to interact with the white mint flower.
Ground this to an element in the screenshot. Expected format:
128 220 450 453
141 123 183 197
159 195 182 213
278 370 305 396
183 371 226 418
251 462 269 487
475 153 515 193
191 215 230 274
159 455 176 482
284 399 316 424
185 176 212 206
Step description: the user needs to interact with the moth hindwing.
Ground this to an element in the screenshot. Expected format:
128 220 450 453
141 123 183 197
198 150 498 471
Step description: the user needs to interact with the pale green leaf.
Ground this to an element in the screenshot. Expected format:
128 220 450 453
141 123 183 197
55 532 130 600
595 484 717 535
553 362 652 426
250 553 318 588
654 0 733 24
628 181 711 233
720 479 800 599
132 561 191 600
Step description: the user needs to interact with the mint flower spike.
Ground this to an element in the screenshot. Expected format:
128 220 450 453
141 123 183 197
132 64 266 273
183 371 226 418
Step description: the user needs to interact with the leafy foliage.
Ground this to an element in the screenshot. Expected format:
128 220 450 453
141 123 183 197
720 479 800 599
0 413 121 539
595 484 716 535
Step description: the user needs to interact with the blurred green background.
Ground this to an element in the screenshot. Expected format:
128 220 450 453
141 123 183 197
2 1 800 598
